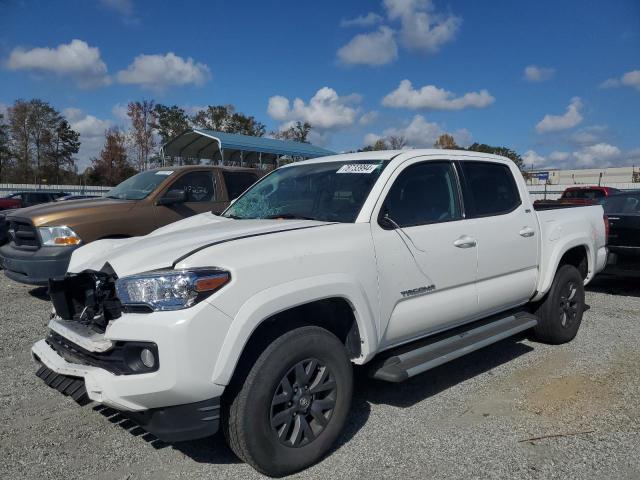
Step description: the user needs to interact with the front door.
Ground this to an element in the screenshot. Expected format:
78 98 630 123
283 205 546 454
154 170 222 227
371 160 479 348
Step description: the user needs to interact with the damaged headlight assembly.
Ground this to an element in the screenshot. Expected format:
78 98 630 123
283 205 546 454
115 268 230 311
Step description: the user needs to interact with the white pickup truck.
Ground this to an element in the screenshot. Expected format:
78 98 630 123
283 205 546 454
32 150 608 476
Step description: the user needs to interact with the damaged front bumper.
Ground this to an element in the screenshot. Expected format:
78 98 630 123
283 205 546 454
31 310 229 442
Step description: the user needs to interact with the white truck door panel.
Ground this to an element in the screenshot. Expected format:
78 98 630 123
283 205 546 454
458 161 538 315
371 160 479 348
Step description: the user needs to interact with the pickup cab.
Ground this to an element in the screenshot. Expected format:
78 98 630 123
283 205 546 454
30 150 608 476
0 165 259 285
534 185 619 208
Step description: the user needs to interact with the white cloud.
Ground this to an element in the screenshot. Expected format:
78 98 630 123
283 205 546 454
100 0 133 16
549 151 570 162
337 26 398 66
382 79 495 111
365 114 471 148
340 12 383 28
600 69 640 91
523 150 547 168
573 143 621 167
363 133 382 146
524 65 555 82
110 103 130 124
383 0 461 53
569 125 609 146
116 53 211 90
522 144 638 169
267 87 360 130
535 97 583 133
359 110 379 125
63 108 113 169
6 39 110 88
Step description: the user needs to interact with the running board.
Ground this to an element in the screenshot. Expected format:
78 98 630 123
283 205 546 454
371 312 538 382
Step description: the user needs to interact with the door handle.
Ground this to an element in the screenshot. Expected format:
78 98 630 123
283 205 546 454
453 235 477 248
519 227 535 238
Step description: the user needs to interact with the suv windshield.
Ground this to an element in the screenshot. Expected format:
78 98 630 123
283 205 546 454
106 170 174 200
223 160 388 222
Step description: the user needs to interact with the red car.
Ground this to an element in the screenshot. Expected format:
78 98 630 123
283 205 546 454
534 186 619 208
0 191 69 210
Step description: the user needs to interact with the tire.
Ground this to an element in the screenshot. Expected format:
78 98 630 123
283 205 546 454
533 264 585 344
222 326 353 477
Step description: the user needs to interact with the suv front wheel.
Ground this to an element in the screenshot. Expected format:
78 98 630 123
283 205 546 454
223 326 353 477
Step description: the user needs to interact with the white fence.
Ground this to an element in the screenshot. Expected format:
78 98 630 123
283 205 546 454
527 183 638 201
0 183 111 196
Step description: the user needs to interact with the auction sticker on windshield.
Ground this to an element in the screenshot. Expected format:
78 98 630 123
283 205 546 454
155 170 174 176
336 164 379 174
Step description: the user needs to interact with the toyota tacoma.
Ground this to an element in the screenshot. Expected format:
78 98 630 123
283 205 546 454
31 150 608 476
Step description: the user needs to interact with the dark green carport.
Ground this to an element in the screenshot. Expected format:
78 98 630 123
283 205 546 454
161 129 335 168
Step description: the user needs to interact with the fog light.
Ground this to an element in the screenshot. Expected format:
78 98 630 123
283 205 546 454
140 348 155 368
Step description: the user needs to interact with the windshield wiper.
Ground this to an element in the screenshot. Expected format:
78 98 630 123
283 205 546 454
264 213 317 220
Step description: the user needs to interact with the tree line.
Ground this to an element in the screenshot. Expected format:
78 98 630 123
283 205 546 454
0 97 524 188
362 133 524 169
0 98 314 186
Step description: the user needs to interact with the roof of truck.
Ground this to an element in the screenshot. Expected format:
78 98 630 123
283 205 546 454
283 149 512 166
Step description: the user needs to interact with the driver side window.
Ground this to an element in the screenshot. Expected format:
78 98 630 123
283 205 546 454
167 171 215 202
382 161 461 228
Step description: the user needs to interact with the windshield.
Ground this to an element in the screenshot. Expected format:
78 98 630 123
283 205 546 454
223 160 388 222
563 189 604 199
106 170 174 200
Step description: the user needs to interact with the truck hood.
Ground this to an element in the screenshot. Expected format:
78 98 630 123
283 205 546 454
68 212 333 277
10 197 135 227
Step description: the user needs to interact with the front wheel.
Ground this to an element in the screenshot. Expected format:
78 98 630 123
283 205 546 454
223 326 353 477
533 264 586 344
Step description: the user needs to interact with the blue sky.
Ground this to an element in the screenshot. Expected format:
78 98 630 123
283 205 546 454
0 0 638 171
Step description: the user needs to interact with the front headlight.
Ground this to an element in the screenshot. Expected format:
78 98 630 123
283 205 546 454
38 226 82 246
115 268 230 311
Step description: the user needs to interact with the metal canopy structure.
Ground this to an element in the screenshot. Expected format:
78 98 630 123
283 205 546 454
161 129 335 168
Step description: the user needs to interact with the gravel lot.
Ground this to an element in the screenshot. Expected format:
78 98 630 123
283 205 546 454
0 274 638 480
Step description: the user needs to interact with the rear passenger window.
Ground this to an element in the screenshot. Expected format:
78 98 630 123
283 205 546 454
381 162 461 228
460 162 521 217
223 171 258 199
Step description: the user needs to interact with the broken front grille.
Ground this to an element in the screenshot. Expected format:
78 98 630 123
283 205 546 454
8 218 40 249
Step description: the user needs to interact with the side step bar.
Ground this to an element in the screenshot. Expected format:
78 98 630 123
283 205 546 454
371 312 538 382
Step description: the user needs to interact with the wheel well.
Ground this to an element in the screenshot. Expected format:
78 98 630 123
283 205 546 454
559 246 588 279
228 298 361 388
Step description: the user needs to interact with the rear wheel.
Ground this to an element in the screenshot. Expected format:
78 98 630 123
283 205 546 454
223 326 353 477
533 264 585 344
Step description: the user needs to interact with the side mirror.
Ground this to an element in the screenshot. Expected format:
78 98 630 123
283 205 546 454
157 189 186 206
378 210 397 230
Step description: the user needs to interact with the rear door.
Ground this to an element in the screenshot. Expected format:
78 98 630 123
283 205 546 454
457 160 538 316
154 170 221 227
371 159 479 347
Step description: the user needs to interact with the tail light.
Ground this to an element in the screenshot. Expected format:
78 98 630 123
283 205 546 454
603 215 610 244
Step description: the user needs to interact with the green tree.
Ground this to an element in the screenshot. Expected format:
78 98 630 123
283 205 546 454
360 138 388 151
192 105 265 137
27 99 61 183
272 121 312 143
466 142 524 169
44 119 80 184
151 104 190 144
7 100 32 182
0 113 11 183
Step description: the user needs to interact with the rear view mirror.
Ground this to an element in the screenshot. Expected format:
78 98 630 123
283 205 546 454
157 189 186 206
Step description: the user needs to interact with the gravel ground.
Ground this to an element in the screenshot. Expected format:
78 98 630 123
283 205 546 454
0 274 639 480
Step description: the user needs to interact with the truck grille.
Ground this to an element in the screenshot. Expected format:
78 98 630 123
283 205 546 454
8 219 40 249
